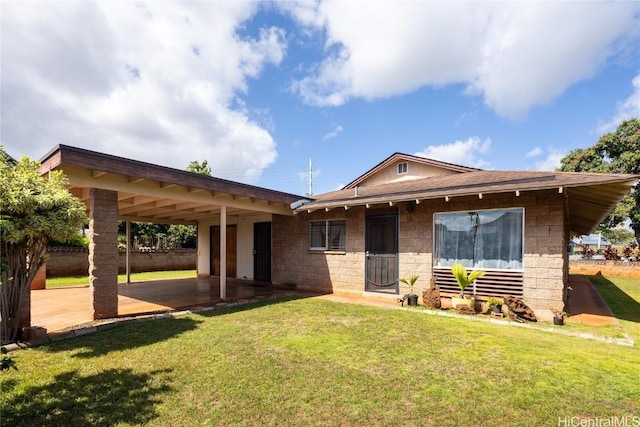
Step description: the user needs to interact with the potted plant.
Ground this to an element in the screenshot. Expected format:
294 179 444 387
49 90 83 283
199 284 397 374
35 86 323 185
399 274 420 306
450 263 485 310
487 297 504 314
552 310 566 325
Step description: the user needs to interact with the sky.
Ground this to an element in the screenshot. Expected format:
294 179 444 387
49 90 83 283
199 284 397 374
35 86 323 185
1 1 639 197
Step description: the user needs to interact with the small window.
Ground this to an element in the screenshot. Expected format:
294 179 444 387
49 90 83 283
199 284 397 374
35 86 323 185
309 220 346 251
397 162 408 174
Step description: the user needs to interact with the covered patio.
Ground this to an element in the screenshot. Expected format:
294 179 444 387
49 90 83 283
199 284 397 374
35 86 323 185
32 144 303 331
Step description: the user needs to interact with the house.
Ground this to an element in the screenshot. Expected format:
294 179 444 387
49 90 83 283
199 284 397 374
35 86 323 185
29 146 636 327
270 153 637 311
572 233 612 248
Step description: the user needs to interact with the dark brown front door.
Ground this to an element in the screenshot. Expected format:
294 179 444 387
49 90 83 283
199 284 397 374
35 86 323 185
365 214 398 294
211 225 237 278
253 222 271 282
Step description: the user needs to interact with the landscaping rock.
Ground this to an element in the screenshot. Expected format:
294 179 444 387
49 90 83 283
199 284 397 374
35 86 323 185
422 284 441 309
504 296 537 322
455 305 476 315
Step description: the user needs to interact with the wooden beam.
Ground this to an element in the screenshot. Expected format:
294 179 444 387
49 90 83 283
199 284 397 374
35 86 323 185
119 215 196 226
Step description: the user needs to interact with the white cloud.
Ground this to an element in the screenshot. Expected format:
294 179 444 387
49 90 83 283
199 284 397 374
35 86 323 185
287 2 638 120
0 2 285 183
415 136 491 169
533 149 566 172
322 124 343 140
597 74 640 134
525 147 543 158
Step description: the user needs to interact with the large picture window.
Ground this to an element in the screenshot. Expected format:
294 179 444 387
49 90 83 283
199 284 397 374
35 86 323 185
434 208 523 270
309 220 346 251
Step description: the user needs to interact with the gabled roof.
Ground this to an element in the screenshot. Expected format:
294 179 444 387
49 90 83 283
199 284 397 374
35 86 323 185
38 145 303 224
296 169 638 235
343 152 479 189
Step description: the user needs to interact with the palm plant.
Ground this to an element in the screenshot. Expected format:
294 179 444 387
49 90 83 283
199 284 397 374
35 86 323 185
450 263 485 298
399 274 420 295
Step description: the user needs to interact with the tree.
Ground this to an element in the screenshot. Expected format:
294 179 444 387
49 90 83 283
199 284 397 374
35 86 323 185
0 147 87 343
559 118 640 240
186 160 212 176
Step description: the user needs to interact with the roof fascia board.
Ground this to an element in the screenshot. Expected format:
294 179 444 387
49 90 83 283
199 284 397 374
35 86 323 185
297 176 637 213
39 144 302 205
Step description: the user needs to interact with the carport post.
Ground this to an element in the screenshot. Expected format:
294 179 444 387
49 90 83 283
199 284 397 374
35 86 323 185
220 206 227 300
88 188 119 319
126 220 131 284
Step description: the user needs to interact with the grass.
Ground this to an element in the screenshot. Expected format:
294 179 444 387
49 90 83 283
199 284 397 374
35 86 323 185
46 270 197 288
590 275 640 342
2 277 639 426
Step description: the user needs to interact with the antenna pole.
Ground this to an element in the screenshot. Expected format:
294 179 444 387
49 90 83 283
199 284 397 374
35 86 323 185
309 158 313 196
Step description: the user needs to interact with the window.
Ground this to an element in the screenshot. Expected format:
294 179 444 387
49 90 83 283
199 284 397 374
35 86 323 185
309 220 346 251
397 162 408 174
434 208 523 270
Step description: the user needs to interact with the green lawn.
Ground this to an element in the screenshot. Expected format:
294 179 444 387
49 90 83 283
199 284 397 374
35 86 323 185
2 277 639 426
46 270 197 287
589 275 640 343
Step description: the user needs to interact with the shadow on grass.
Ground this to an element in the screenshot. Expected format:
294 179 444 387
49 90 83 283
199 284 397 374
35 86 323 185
1 368 172 427
46 317 202 358
41 295 315 359
590 275 640 323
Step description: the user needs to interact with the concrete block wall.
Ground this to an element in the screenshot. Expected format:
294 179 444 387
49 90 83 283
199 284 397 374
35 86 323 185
521 191 568 310
45 249 197 277
398 204 433 296
418 190 568 310
273 189 569 310
273 208 366 292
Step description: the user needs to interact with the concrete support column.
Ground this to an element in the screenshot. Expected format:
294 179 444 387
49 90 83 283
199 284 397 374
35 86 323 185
88 188 119 319
220 206 227 300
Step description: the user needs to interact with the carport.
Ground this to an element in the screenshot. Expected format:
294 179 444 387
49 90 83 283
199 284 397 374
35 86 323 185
37 145 301 322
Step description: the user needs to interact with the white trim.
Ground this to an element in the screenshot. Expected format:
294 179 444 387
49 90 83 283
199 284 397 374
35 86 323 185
397 162 408 175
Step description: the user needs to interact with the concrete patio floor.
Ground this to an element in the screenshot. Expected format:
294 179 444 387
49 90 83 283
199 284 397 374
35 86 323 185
29 274 619 333
31 277 319 332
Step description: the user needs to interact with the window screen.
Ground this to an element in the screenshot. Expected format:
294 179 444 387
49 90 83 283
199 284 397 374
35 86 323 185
309 220 346 251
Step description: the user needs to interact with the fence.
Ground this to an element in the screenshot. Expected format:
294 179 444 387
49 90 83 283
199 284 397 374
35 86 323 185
569 259 640 278
45 247 197 277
